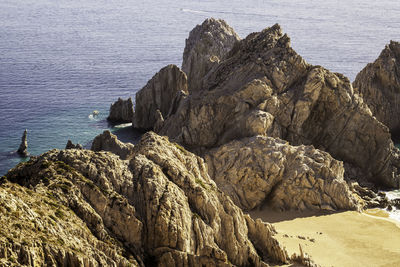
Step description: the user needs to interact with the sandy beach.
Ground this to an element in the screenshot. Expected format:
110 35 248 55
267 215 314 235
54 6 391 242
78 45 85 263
250 209 400 267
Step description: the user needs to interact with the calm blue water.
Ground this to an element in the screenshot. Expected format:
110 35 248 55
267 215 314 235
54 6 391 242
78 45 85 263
1 0 399 175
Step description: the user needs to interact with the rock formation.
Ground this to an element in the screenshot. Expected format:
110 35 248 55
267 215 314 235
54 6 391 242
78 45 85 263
132 65 188 130
91 130 134 160
157 23 400 188
17 129 28 157
182 18 240 92
353 40 400 138
3 132 290 266
107 97 134 123
65 140 83 150
205 136 361 211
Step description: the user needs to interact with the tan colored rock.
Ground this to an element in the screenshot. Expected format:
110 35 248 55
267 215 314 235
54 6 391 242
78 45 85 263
205 135 361 211
91 130 134 160
182 18 240 92
159 22 400 188
0 177 139 266
132 64 188 130
4 132 290 266
353 41 400 136
107 97 134 123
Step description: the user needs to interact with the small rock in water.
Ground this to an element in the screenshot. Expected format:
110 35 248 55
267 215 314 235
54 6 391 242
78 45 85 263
17 129 28 157
65 140 83 150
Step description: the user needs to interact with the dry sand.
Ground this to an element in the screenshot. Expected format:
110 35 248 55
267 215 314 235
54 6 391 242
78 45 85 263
250 208 400 267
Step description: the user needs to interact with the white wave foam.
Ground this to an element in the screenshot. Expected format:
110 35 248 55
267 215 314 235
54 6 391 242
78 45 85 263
384 189 400 200
113 123 132 129
180 8 208 14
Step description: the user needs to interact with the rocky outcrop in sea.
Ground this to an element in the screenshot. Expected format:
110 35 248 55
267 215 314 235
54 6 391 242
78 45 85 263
17 129 28 157
146 22 400 189
107 97 134 123
132 65 188 131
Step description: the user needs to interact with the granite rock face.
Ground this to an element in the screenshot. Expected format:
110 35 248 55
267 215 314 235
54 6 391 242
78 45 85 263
107 97 134 123
159 23 400 188
17 129 28 157
353 41 400 137
132 65 188 130
205 136 361 211
182 18 240 92
3 132 290 266
91 130 134 160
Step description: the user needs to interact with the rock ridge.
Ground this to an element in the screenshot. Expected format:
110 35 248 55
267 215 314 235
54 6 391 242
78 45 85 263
3 132 291 266
353 40 400 139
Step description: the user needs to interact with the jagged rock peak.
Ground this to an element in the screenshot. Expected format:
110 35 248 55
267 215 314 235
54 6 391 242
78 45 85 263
203 23 308 93
182 18 240 92
353 40 400 136
159 23 400 188
107 97 134 123
132 64 188 130
91 130 134 160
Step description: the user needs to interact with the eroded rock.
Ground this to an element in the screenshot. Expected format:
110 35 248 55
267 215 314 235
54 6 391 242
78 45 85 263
353 41 400 137
108 97 134 123
182 18 240 92
159 22 400 188
132 65 188 130
205 136 361 211
91 130 134 160
4 132 289 266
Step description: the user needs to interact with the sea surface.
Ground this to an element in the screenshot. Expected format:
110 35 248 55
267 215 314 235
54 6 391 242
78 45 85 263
0 0 399 178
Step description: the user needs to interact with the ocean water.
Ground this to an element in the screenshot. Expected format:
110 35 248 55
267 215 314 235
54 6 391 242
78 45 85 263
1 0 399 176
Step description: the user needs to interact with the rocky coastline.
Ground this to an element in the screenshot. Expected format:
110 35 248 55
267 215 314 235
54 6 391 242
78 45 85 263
2 18 400 266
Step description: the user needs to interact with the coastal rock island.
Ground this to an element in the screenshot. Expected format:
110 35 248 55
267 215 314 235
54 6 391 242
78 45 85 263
2 18 400 266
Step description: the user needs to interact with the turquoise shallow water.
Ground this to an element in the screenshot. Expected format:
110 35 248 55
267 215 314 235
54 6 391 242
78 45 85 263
1 0 400 175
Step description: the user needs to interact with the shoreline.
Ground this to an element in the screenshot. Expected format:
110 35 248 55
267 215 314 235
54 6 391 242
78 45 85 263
249 208 400 266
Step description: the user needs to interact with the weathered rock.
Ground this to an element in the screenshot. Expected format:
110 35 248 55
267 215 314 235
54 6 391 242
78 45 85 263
0 175 139 266
65 140 83 150
353 41 400 137
205 136 361 211
17 129 28 157
132 65 188 130
107 97 134 123
4 132 290 266
91 130 134 160
182 18 240 92
159 22 400 188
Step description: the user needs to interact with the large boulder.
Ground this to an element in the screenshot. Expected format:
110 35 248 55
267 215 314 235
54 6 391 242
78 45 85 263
182 18 240 92
159 23 400 188
4 132 289 266
91 130 134 160
353 40 400 137
132 65 188 130
205 136 361 211
107 97 134 123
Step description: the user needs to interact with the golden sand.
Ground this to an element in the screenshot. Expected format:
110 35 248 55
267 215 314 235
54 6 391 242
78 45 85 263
250 209 400 267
